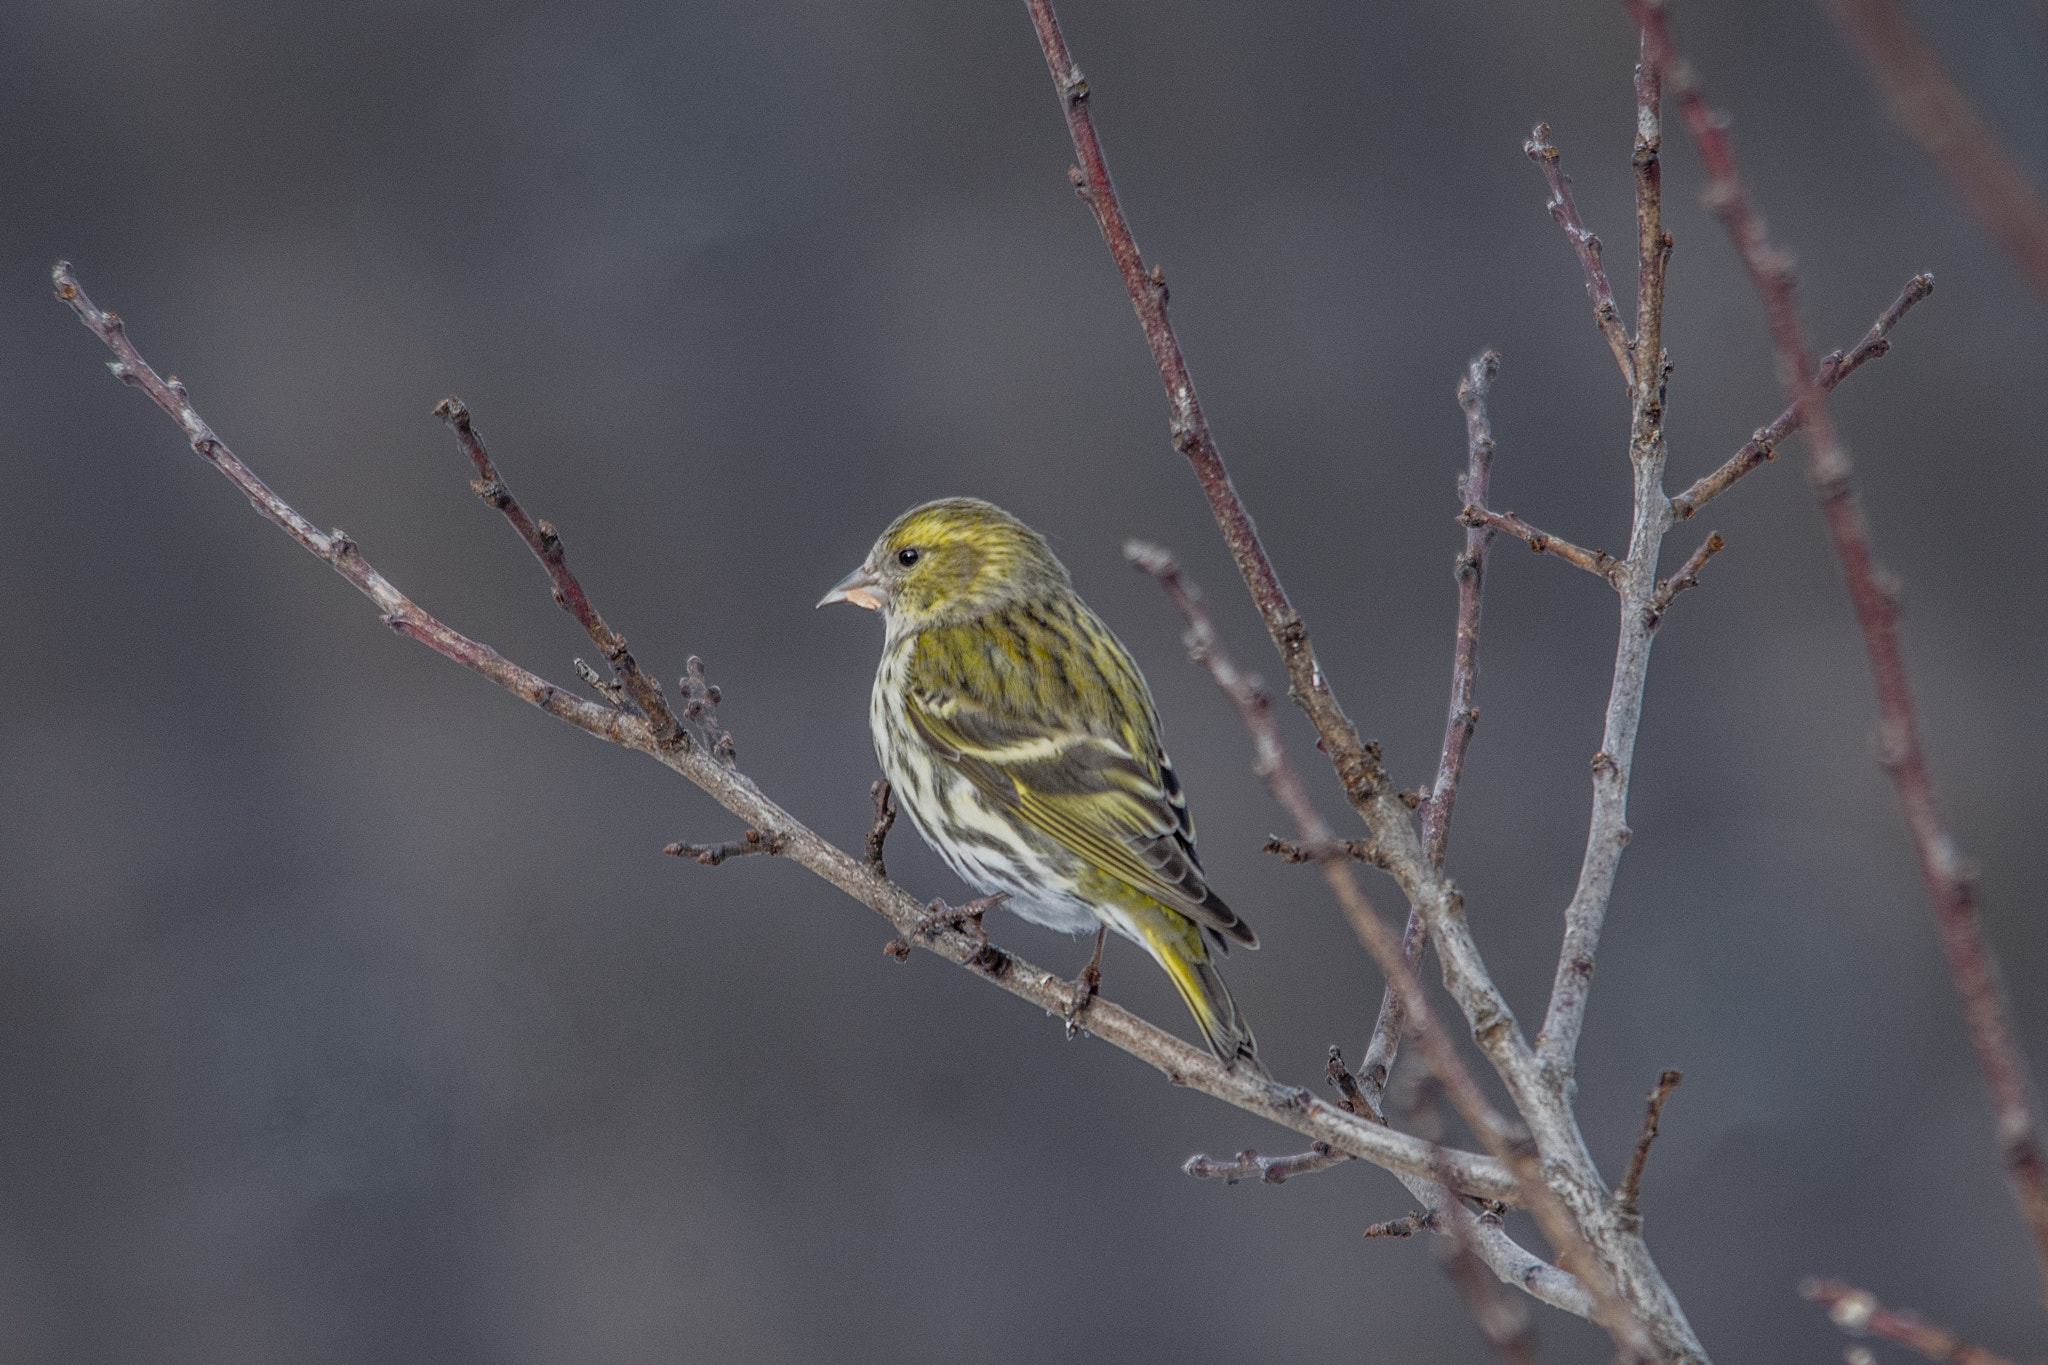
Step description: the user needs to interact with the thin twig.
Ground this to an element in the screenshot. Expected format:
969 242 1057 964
1359 351 1503 1114
1128 540 1651 1356
1328 1046 1381 1123
1262 836 1382 866
1615 1069 1683 1218
1183 1144 1347 1185
1816 0 2048 304
436 397 688 751
1526 124 1635 386
1023 0 1387 822
864 779 897 878
1628 0 2048 1303
664 829 784 865
1644 533 1726 628
1459 505 1621 585
1670 274 1934 520
1364 1210 1434 1239
1799 1278 2019 1365
49 260 1525 1209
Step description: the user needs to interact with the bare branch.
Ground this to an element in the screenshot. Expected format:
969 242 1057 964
1800 1279 2018 1365
1029 10 1703 1351
1458 505 1622 585
864 779 897 878
664 829 784 865
1531 32 1680 1092
1526 124 1635 386
1360 351 1503 1116
49 260 1525 1209
1407 1076 1542 1364
1670 274 1934 520
1645 533 1726 627
437 397 688 752
1127 540 1653 1357
1816 0 2048 304
1183 1144 1347 1185
1023 0 1388 823
1628 0 2048 1300
1615 1069 1683 1218
1633 38 1672 390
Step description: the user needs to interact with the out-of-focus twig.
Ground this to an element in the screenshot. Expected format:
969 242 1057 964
1629 0 2048 1302
1817 0 2048 304
1800 1278 2019 1365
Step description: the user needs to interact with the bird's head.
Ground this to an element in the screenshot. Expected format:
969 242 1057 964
818 497 1068 631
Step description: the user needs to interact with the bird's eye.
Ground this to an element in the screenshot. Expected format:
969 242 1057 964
896 547 921 567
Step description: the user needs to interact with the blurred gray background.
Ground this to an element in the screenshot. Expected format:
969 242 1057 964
4 0 2046 1360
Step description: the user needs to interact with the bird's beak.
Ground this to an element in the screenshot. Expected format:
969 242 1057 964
817 563 885 610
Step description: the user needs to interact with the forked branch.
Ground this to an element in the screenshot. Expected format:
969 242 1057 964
49 260 1523 1211
1629 0 2048 1301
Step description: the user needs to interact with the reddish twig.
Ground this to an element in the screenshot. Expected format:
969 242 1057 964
1127 540 1651 1356
1364 1210 1435 1239
1526 124 1635 386
1817 0 2048 304
1184 1144 1348 1186
1458 505 1621 585
1800 1279 2018 1365
1614 1069 1683 1218
1022 0 1386 820
50 260 1523 1208
437 397 688 751
1670 274 1934 520
1629 0 2048 1300
664 829 784 865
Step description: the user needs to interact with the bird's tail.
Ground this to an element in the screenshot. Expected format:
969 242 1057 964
1124 901 1266 1078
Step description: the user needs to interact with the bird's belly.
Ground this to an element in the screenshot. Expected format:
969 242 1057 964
876 729 1102 937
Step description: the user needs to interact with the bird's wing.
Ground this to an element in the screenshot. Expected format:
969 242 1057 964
904 683 1256 947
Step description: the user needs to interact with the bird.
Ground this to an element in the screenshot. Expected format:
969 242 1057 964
819 496 1263 1074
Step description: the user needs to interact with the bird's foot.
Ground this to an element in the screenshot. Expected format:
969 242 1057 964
914 892 1007 956
1065 925 1108 1040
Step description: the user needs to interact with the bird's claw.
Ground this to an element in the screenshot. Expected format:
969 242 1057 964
914 893 1006 955
1065 925 1108 1039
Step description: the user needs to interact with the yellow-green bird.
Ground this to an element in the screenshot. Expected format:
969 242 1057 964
820 497 1262 1073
